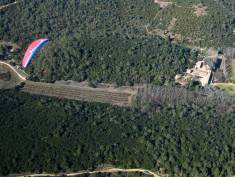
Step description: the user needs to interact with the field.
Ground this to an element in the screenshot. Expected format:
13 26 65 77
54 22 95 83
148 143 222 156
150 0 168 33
21 81 135 107
214 83 235 93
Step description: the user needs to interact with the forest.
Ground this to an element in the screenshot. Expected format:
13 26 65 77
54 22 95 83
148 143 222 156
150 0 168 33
0 0 15 6
0 1 235 177
0 0 234 48
0 0 197 85
28 35 196 85
150 0 235 47
0 0 234 85
0 90 234 177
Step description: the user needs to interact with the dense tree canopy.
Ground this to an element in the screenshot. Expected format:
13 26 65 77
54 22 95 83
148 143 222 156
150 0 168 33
0 0 16 6
28 35 195 85
0 0 234 47
150 0 235 47
1 0 233 85
0 0 199 85
0 1 234 177
0 90 234 177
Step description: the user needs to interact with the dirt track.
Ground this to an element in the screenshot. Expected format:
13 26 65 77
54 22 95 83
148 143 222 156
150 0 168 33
0 0 23 10
0 61 27 81
17 167 162 177
0 0 19 10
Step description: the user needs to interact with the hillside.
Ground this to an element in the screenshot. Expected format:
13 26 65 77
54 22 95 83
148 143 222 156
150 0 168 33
0 90 234 177
1 0 234 48
1 0 234 84
151 0 235 47
0 1 235 177
0 0 199 85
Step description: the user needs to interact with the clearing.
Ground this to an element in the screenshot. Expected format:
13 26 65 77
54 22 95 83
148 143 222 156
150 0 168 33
0 63 21 89
0 60 137 107
22 81 136 107
193 4 208 17
154 0 172 8
167 18 177 31
0 60 27 80
213 83 235 93
145 17 181 42
0 40 20 51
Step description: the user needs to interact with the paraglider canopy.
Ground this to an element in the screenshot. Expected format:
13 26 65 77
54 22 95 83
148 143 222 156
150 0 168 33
22 38 49 68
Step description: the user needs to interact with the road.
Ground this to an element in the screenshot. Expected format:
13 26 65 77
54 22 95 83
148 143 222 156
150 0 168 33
17 167 162 177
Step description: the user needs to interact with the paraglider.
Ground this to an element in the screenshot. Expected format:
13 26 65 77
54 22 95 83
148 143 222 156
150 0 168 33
22 38 49 68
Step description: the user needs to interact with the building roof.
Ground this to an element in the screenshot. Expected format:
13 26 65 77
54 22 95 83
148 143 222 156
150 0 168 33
176 60 212 86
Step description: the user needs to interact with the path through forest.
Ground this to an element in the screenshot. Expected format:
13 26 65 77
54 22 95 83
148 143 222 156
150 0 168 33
0 0 23 10
17 167 162 177
0 61 27 80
